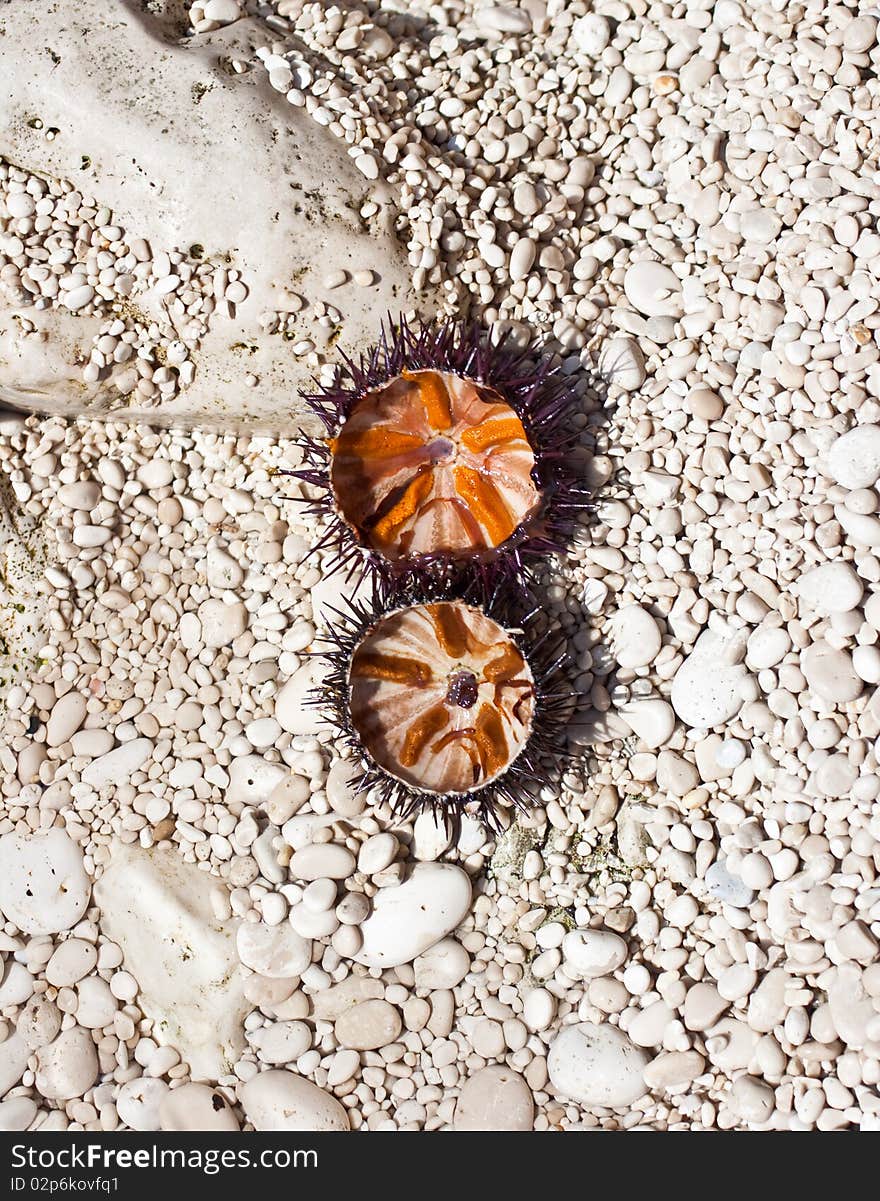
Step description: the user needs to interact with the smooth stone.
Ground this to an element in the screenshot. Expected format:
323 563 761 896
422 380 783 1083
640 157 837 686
264 772 310 824
94 843 249 1080
206 545 244 589
454 1065 534 1131
740 208 781 243
547 1022 648 1107
671 630 749 728
682 982 729 1032
357 833 398 875
411 810 452 861
334 999 402 1051
325 758 366 818
46 691 87 746
353 863 472 969
160 1082 240 1131
0 828 90 935
797 562 863 614
71 729 114 758
0 962 34 1007
643 1049 705 1090
246 716 281 749
628 1000 674 1048
241 1070 349 1131
72 525 111 548
35 1027 98 1100
413 938 470 990
250 1020 312 1064
0 1034 31 1098
81 738 153 788
801 642 862 704
198 598 247 648
619 698 675 748
237 921 311 978
226 755 287 807
274 662 323 736
116 1078 169 1131
311 975 384 1021
288 843 356 882
45 938 97 986
827 964 874 1050
598 336 646 391
57 480 101 509
608 604 662 669
826 425 880 489
746 626 790 670
705 859 754 907
746 969 787 1034
18 995 62 1049
623 260 683 317
0 1096 37 1130
562 929 628 979
75 976 118 1028
728 1075 774 1124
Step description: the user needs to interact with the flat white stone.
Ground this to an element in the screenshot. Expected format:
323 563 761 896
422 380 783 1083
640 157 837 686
35 1027 99 1101
240 1070 350 1131
797 562 863 614
198 599 247 648
624 260 683 317
801 642 862 704
334 999 402 1050
547 1022 648 1107
94 843 249 1081
226 755 288 807
236 920 311 979
705 859 754 908
46 691 87 747
413 938 471 990
117 1078 169 1131
288 843 356 882
619 698 675 748
274 661 323 736
81 738 153 788
0 828 90 935
608 604 662 669
826 425 880 489
598 336 646 391
0 1096 37 1130
0 1033 31 1098
159 1082 240 1131
562 929 628 979
454 1065 534 1131
671 630 749 729
353 863 472 969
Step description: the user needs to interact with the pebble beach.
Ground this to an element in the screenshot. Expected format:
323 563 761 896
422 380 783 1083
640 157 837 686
2 0 880 1133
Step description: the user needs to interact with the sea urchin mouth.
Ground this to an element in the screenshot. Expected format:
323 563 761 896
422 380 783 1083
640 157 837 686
329 369 542 562
348 600 535 795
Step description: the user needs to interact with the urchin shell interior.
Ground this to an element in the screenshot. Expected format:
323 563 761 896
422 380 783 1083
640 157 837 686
348 600 536 794
330 369 542 562
294 317 590 584
313 580 580 827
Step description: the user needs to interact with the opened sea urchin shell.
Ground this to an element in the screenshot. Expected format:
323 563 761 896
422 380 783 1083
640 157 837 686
314 585 580 826
294 317 589 585
349 601 535 794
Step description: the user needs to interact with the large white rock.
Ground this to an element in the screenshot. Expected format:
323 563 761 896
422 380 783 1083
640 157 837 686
547 1022 648 1108
353 863 473 969
797 562 863 614
94 843 249 1081
80 738 153 789
0 0 434 429
236 920 311 979
241 1070 350 1131
0 828 90 935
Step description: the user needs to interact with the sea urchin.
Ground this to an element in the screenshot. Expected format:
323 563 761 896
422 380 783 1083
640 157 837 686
294 317 589 585
314 588 578 827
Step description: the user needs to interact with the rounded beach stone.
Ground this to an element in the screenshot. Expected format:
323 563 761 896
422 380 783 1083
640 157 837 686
241 1070 350 1131
547 1022 648 1107
454 1065 534 1130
